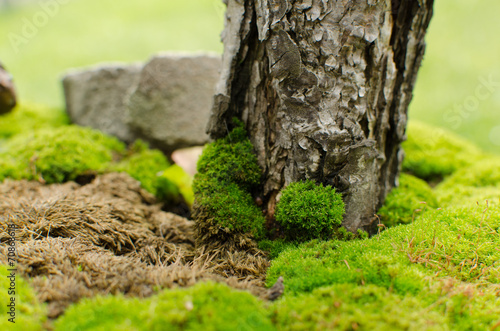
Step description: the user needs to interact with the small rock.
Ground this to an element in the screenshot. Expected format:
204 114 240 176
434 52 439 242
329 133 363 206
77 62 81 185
63 63 142 142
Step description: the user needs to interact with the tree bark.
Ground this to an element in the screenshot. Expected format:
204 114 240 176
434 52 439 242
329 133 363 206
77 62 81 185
207 0 434 233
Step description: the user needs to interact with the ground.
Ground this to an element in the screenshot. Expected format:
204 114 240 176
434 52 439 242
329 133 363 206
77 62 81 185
0 105 499 330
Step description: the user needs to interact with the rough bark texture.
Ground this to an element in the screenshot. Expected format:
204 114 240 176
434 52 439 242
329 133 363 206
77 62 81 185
208 0 434 233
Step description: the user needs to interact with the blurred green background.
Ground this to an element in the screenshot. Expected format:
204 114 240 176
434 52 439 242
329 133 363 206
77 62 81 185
0 0 498 152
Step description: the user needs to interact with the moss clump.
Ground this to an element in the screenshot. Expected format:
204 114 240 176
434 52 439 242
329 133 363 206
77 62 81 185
0 125 125 183
275 180 346 242
111 140 180 201
192 121 265 243
402 120 484 181
378 174 439 227
54 282 275 331
0 103 69 142
0 265 47 330
195 123 261 188
160 165 194 206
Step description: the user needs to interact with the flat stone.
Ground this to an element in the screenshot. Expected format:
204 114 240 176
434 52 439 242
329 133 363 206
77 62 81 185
63 63 142 142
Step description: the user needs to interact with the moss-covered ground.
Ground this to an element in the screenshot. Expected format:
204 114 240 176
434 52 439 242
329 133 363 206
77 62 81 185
1 107 499 330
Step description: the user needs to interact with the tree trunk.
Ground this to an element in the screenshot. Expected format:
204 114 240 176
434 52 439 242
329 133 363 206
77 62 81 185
207 0 434 233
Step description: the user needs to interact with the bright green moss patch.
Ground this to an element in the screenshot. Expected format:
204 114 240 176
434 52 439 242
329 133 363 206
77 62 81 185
434 157 500 207
267 238 426 296
111 140 181 201
436 185 500 208
55 282 275 331
195 123 261 188
275 180 346 242
0 125 125 183
0 265 47 330
161 165 194 206
0 126 186 204
271 280 500 330
0 103 69 142
438 158 500 188
382 202 500 283
271 284 447 330
194 177 264 236
402 120 484 181
268 201 500 294
193 121 265 241
378 173 438 227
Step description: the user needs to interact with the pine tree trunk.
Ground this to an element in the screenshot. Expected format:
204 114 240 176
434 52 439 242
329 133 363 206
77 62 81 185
207 0 434 233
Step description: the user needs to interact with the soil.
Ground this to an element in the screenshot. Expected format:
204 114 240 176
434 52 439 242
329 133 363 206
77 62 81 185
0 173 269 318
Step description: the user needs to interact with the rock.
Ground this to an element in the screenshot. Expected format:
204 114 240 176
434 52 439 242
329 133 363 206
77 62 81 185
126 53 221 154
63 63 142 143
0 62 17 115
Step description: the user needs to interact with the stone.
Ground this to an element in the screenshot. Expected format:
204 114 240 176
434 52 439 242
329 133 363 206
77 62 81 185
126 53 221 154
62 63 142 143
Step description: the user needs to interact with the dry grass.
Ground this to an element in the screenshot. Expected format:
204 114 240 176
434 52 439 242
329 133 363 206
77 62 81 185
0 173 269 318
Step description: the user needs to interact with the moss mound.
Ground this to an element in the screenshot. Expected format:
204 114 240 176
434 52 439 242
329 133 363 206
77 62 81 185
377 173 439 227
0 125 189 206
0 125 125 183
54 282 275 331
192 121 265 246
275 180 347 241
402 120 484 181
111 140 182 203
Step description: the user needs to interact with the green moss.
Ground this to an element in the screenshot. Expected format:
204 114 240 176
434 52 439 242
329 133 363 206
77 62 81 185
271 280 500 330
433 157 500 207
161 165 194 206
258 239 298 260
54 282 275 331
0 265 47 330
437 158 500 189
402 120 484 181
195 123 261 188
194 175 264 238
0 125 125 183
275 180 346 242
378 174 439 227
267 238 426 296
0 103 69 142
193 120 265 241
268 201 500 295
271 284 448 330
111 140 177 199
